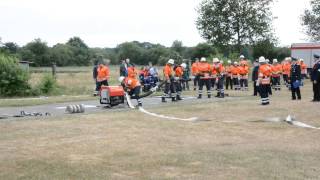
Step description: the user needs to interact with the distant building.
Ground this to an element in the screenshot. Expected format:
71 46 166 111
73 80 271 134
19 61 33 71
291 43 320 69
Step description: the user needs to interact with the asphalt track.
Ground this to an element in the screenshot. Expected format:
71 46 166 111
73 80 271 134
0 96 236 120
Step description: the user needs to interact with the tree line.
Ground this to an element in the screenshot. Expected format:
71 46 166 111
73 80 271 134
0 37 290 67
1 0 320 67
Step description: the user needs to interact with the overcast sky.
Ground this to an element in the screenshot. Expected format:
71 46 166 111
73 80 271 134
0 0 312 48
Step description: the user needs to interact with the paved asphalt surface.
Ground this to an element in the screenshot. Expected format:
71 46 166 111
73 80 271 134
0 96 235 120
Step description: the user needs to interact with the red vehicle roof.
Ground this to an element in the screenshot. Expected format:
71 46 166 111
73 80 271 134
291 43 320 50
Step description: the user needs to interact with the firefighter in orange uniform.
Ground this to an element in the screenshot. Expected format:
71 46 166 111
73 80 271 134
282 57 292 87
174 63 184 101
239 61 249 91
211 59 218 91
162 59 176 102
231 62 241 90
257 56 272 105
119 76 142 106
299 59 308 84
197 57 212 99
191 58 200 91
97 61 110 91
127 65 138 78
271 59 282 91
213 58 226 98
225 60 233 90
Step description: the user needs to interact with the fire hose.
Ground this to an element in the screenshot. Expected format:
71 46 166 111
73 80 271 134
125 81 199 122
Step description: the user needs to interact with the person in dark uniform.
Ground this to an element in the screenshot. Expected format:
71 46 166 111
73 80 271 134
289 58 302 100
311 55 320 102
252 60 260 96
93 60 99 96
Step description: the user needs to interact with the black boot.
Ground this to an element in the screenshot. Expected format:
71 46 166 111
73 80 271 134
219 93 225 98
176 95 182 101
172 97 176 102
297 89 301 100
208 94 211 98
162 97 166 103
197 94 202 99
215 92 220 97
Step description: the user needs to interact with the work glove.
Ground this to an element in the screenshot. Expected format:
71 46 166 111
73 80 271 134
314 80 317 84
256 81 260 87
150 86 157 92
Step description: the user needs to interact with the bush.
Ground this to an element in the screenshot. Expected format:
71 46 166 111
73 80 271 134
37 74 60 95
0 53 32 97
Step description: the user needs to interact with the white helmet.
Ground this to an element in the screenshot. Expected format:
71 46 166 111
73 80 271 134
200 57 206 62
213 58 219 63
234 61 239 65
273 59 278 63
167 59 174 65
240 55 245 59
118 76 125 83
220 60 224 63
259 56 266 63
181 63 187 69
227 60 232 64
299 58 304 62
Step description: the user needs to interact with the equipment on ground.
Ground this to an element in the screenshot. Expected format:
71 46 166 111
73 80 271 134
66 104 85 113
99 86 125 107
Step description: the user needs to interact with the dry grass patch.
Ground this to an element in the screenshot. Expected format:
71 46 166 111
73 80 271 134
1 82 320 179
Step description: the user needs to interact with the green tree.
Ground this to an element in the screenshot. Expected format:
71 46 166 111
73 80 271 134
252 39 290 61
3 42 19 54
50 43 74 66
191 43 217 59
302 0 320 41
196 0 274 52
171 40 185 55
66 37 92 65
0 53 31 96
20 38 51 66
116 42 145 64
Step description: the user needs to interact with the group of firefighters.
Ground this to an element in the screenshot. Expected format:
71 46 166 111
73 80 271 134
93 54 320 106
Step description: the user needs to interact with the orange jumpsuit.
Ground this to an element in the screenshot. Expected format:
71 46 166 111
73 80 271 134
258 64 272 105
197 62 212 98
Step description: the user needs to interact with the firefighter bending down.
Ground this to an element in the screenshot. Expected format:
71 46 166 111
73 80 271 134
257 56 272 105
162 59 176 102
173 63 185 101
119 76 143 107
197 57 212 99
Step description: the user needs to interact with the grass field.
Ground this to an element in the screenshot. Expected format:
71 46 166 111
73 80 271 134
1 81 320 179
0 66 128 107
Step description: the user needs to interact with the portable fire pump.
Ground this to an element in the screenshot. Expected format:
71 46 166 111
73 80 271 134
99 86 125 107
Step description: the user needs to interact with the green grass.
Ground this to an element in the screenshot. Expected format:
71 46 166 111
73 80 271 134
0 81 320 179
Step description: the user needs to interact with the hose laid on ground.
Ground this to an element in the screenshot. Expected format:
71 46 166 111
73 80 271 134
138 107 198 122
125 91 199 122
257 115 320 130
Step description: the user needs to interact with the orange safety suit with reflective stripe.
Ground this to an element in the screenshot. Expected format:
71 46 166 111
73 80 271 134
127 66 137 78
97 65 110 82
191 62 199 75
175 66 183 78
163 64 173 80
282 62 291 76
124 77 141 90
198 62 212 79
271 64 282 77
258 64 272 84
300 62 307 75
